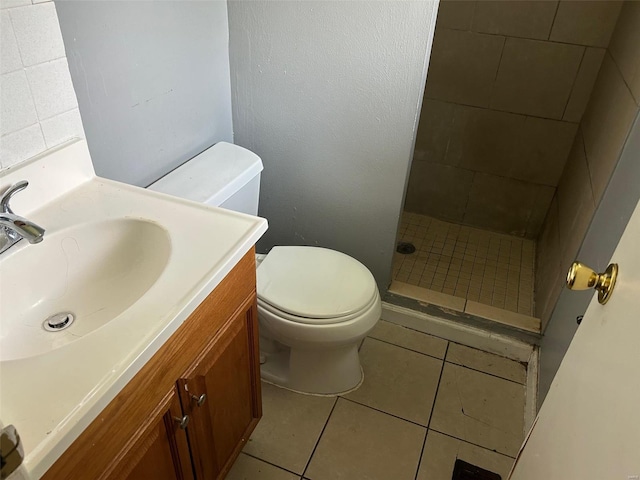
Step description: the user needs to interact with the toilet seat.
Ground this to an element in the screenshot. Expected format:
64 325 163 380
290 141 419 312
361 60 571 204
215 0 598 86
257 246 378 324
257 292 379 325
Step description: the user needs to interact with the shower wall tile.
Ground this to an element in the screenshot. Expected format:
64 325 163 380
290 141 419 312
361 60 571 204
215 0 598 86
535 6 640 326
608 0 640 105
425 28 504 108
491 38 584 119
445 105 576 187
556 132 595 276
472 0 557 41
411 0 614 241
463 173 554 238
534 197 562 330
550 1 622 48
413 99 456 164
405 163 473 223
581 54 638 202
436 0 475 31
448 105 524 174
563 48 606 123
517 117 577 186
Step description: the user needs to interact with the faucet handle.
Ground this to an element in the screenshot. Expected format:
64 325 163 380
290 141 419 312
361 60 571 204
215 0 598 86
1 180 29 214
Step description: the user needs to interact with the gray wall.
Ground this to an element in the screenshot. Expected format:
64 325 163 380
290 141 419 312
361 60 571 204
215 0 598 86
539 2 640 402
538 114 640 407
56 0 233 187
228 1 438 290
534 1 640 328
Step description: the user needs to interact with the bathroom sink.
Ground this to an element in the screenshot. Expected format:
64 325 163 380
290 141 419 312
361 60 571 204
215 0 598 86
0 218 171 362
0 139 268 479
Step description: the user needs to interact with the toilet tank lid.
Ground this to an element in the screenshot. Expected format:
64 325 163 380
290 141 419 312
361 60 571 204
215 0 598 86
148 142 263 207
257 246 378 319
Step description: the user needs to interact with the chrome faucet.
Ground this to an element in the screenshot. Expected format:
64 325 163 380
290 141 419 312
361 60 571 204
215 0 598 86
0 180 45 254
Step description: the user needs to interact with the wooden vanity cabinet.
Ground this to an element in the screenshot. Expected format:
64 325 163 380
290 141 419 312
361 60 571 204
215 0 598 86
177 299 261 479
104 387 194 480
43 249 261 480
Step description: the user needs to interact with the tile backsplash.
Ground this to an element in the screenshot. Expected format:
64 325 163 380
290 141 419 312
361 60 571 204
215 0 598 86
406 0 622 238
0 0 84 171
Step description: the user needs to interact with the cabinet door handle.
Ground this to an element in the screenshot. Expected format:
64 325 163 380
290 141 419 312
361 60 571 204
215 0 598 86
174 415 190 430
191 393 207 407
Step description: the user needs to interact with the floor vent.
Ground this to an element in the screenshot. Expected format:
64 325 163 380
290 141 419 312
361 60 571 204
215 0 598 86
452 459 501 480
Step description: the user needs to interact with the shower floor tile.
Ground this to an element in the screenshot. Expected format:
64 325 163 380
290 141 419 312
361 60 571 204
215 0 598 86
393 212 535 316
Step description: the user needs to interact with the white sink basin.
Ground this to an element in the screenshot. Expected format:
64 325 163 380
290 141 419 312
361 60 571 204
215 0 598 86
0 219 171 362
0 139 267 479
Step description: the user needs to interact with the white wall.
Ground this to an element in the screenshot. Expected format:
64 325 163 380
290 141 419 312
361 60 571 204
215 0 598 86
56 1 233 187
228 1 438 289
0 0 85 172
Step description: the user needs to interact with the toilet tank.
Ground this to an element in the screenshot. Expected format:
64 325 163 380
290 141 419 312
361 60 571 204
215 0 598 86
148 142 263 215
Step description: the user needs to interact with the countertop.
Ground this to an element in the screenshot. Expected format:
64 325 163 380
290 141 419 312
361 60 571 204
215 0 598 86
0 139 268 479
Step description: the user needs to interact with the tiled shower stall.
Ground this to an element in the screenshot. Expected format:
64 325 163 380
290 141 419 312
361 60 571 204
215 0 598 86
397 0 640 329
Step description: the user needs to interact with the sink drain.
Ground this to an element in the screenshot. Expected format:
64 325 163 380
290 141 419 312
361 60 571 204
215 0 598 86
43 312 75 331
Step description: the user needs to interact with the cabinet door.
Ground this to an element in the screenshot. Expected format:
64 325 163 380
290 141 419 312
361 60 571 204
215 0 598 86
177 297 262 479
103 387 194 480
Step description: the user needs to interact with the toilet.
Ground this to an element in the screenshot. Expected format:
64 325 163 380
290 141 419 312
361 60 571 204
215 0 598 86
149 142 381 395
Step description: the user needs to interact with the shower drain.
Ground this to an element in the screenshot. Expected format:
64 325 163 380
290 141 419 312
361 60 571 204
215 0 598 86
43 312 75 332
396 242 416 255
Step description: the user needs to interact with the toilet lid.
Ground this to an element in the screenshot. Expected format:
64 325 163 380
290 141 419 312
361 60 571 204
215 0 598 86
257 246 378 320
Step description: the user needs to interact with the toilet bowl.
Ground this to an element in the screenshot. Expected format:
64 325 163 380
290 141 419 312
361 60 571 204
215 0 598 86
257 245 381 395
148 142 381 395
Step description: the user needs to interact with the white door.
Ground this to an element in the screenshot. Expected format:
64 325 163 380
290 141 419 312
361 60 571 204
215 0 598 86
510 199 640 479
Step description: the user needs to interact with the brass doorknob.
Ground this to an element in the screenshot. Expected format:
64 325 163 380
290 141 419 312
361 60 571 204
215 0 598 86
566 261 618 305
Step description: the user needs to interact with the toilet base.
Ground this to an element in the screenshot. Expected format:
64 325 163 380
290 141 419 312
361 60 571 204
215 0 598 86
259 341 364 396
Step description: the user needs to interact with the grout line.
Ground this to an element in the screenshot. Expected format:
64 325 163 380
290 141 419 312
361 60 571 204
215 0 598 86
436 22 599 50
560 46 587 121
445 360 527 386
547 0 561 41
300 396 339 478
395 213 535 316
429 428 517 461
241 452 304 478
414 342 449 480
339 396 430 430
607 48 640 106
366 336 446 362
422 95 578 129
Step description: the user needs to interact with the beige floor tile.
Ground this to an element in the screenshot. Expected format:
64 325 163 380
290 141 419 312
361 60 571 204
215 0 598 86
416 431 515 480
368 320 448 359
305 399 425 480
244 382 336 474
227 454 299 480
430 363 525 457
344 338 443 425
446 343 526 384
